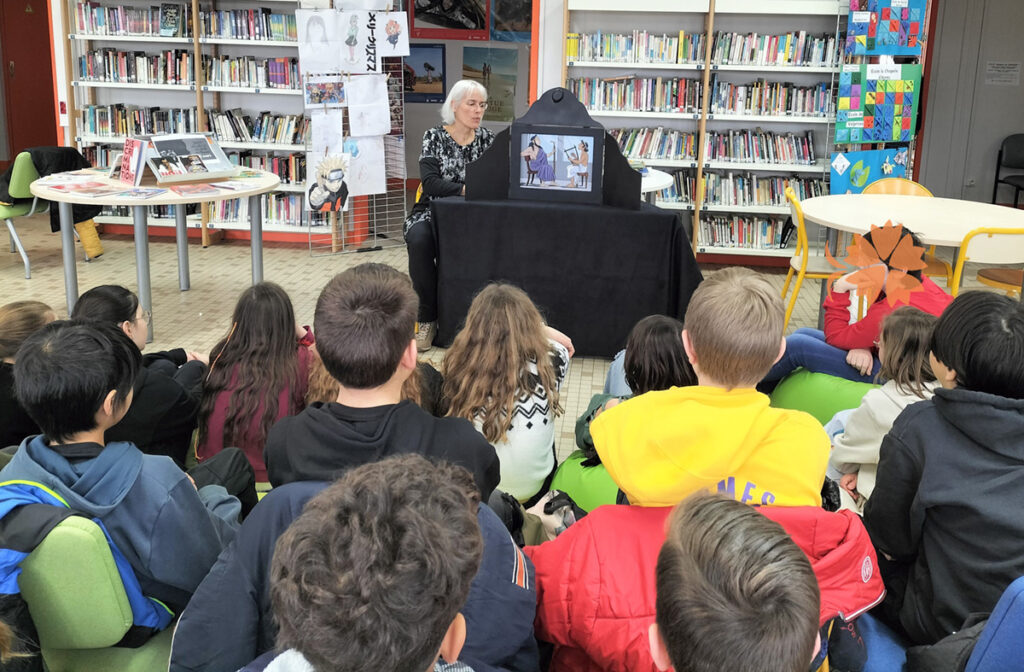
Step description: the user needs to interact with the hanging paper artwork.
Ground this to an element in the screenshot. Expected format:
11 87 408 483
411 0 489 41
404 43 446 103
304 75 347 107
490 0 531 43
335 0 391 9
462 46 518 122
375 12 410 57
344 135 387 196
835 63 922 143
829 148 909 195
297 9 343 76
307 109 350 212
845 0 927 56
337 11 383 74
347 74 391 136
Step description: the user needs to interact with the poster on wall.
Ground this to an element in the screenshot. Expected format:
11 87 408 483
829 148 909 194
845 0 927 56
835 63 923 143
404 43 446 103
463 46 518 122
490 0 531 42
411 0 489 40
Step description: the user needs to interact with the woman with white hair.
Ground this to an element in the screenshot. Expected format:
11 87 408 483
404 79 493 352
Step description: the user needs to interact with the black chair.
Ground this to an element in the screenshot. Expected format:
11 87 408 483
992 134 1024 206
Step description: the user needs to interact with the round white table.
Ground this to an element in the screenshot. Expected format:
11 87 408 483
641 168 674 205
800 194 1024 246
32 169 280 340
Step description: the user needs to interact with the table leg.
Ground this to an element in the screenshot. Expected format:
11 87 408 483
175 204 190 291
58 201 78 315
132 205 153 343
645 192 657 205
249 194 264 284
818 228 839 330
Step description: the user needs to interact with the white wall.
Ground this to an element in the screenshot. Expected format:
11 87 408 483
405 39 531 178
919 0 1024 202
0 31 9 160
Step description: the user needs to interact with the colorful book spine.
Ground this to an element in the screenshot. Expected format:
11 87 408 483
699 215 788 249
568 76 703 114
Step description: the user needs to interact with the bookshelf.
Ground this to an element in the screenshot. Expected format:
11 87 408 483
62 0 309 241
563 0 845 261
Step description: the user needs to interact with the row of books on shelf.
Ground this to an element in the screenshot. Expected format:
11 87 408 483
204 56 300 90
209 109 310 146
565 30 706 65
568 76 702 114
80 104 200 138
704 129 817 166
208 193 308 227
699 215 791 250
73 2 297 42
78 48 193 85
611 127 697 162
709 76 833 118
657 171 826 206
78 49 300 88
227 152 306 186
565 30 838 68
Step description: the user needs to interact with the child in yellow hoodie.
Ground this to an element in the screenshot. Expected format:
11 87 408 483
592 267 829 507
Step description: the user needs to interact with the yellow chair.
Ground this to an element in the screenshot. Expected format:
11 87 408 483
950 228 1024 297
781 186 835 330
415 183 423 204
862 178 952 286
977 268 1024 297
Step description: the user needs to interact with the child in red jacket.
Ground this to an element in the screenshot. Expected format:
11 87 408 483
763 226 951 385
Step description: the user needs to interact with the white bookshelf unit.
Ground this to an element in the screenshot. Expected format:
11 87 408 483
563 0 846 262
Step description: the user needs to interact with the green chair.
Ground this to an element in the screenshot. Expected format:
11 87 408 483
18 516 174 672
2 152 46 279
550 450 619 512
769 368 878 426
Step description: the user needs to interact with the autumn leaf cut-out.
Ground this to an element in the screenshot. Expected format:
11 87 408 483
826 221 927 306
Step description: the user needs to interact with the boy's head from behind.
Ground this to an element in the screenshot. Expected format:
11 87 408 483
651 492 819 672
270 454 483 672
14 321 140 443
929 291 1024 398
683 268 785 388
314 263 418 389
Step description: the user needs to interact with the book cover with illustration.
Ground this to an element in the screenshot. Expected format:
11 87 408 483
147 133 238 184
159 4 182 37
120 138 146 185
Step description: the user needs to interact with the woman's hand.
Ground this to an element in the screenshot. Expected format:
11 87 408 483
544 325 575 358
839 472 859 499
846 348 874 376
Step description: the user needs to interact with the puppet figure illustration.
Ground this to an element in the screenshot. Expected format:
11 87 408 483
308 155 349 212
566 140 589 188
520 135 556 186
345 14 359 64
385 18 402 49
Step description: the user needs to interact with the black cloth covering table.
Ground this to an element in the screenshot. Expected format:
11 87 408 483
433 197 703 357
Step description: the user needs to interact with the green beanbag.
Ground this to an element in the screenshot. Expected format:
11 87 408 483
551 450 619 513
770 368 879 425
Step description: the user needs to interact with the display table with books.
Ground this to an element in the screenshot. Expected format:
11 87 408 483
31 168 280 341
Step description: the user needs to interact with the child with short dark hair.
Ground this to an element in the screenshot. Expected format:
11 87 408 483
263 263 499 499
592 267 829 507
71 284 207 466
829 307 937 512
864 291 1024 644
265 454 483 672
1 321 238 614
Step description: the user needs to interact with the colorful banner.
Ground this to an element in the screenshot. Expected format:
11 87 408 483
845 0 927 56
829 148 909 195
835 63 923 143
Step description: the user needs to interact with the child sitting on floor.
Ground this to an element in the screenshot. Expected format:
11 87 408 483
196 283 315 482
828 307 937 512
442 283 573 505
592 267 829 507
0 301 56 449
576 315 696 465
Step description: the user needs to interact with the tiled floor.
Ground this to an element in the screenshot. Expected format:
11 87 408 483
0 213 1003 462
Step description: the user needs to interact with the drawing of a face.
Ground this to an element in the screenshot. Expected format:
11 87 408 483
308 15 327 43
350 14 358 27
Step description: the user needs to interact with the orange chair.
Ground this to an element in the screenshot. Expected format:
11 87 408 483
950 228 1024 297
862 178 953 286
781 186 835 330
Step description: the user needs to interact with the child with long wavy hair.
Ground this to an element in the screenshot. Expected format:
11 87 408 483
443 283 573 504
1 300 56 448
197 283 315 481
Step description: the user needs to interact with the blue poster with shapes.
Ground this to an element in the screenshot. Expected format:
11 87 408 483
835 63 922 144
846 0 927 56
830 148 909 195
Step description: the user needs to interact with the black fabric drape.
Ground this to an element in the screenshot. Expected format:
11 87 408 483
0 146 102 231
433 197 703 357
